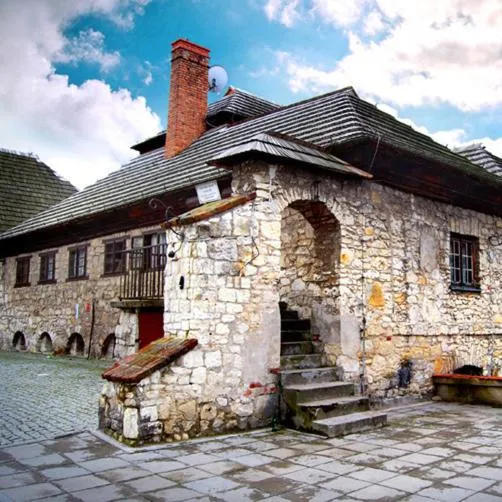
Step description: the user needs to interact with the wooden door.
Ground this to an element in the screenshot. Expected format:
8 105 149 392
138 311 164 349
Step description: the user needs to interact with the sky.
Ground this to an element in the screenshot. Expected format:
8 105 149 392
1 0 501 190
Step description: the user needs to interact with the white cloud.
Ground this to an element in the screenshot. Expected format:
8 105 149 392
311 0 368 27
55 29 121 72
264 0 301 27
363 9 385 35
265 0 502 112
0 0 160 190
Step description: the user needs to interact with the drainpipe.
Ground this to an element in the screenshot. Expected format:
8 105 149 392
87 299 96 359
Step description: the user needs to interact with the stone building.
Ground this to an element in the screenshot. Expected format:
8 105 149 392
2 39 502 442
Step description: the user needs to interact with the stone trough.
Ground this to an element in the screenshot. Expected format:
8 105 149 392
433 373 502 406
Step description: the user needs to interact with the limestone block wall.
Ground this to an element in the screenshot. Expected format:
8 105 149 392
230 162 502 395
99 160 502 442
0 224 161 358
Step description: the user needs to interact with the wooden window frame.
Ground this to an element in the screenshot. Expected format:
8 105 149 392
130 233 167 271
67 245 88 281
39 251 57 284
450 233 480 292
15 256 31 287
103 239 127 276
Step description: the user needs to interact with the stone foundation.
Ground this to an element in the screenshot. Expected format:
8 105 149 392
99 354 278 445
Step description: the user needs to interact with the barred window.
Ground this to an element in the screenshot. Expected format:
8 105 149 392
450 233 480 291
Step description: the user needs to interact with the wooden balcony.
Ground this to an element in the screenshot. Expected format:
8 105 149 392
117 244 167 304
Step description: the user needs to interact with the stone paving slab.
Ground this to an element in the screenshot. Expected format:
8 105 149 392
0 352 109 446
2 402 502 500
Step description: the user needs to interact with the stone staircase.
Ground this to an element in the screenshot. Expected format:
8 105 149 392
279 302 387 437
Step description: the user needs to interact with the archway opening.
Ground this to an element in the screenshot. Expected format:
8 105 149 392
280 200 341 344
37 332 53 353
101 334 116 359
12 331 26 351
66 333 85 356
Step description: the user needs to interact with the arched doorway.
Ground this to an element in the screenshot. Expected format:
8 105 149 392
12 331 26 351
101 334 116 359
37 332 53 353
66 333 85 356
279 200 341 358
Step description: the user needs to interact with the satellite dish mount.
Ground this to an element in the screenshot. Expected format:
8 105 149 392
208 65 228 94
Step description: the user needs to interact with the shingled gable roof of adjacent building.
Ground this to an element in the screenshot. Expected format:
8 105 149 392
455 144 502 178
0 149 77 233
2 86 501 241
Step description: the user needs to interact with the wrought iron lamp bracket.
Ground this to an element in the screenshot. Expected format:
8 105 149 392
149 198 184 239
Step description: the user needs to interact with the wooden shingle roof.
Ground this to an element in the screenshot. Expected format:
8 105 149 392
0 150 77 233
1 87 501 241
455 144 502 177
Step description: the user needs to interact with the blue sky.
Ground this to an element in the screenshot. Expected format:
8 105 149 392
1 0 501 188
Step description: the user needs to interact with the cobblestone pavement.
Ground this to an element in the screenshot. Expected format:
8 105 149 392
0 352 110 446
2 402 502 501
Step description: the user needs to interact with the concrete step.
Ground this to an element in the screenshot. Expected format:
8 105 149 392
280 341 322 356
279 367 338 386
284 382 355 403
299 396 370 420
281 354 323 369
312 411 387 438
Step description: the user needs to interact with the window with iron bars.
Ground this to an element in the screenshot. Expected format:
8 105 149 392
450 233 480 291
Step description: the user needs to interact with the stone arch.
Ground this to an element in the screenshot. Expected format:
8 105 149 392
66 333 85 356
279 199 341 321
37 332 53 353
12 331 26 351
101 334 116 359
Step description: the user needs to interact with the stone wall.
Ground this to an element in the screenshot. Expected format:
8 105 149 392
0 224 162 358
231 162 502 394
98 159 502 442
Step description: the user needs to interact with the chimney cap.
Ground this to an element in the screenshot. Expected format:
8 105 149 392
171 38 210 58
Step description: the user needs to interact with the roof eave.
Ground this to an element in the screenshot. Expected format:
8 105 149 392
208 150 373 179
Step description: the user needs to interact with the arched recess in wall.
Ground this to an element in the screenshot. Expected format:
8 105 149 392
37 332 53 353
279 199 341 322
12 331 26 351
101 334 116 359
66 333 85 356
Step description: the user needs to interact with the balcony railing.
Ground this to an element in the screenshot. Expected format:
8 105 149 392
118 244 167 300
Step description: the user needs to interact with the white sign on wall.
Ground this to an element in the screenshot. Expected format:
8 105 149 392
196 181 221 204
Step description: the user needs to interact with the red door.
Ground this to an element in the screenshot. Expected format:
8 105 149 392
138 311 164 349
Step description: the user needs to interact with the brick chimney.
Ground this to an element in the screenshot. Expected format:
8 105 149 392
165 39 210 158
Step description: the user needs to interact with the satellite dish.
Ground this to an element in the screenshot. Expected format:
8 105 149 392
208 65 228 94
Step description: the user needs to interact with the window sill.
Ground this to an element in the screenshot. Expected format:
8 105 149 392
102 271 126 278
38 279 57 285
450 285 481 294
66 276 89 282
14 283 30 288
